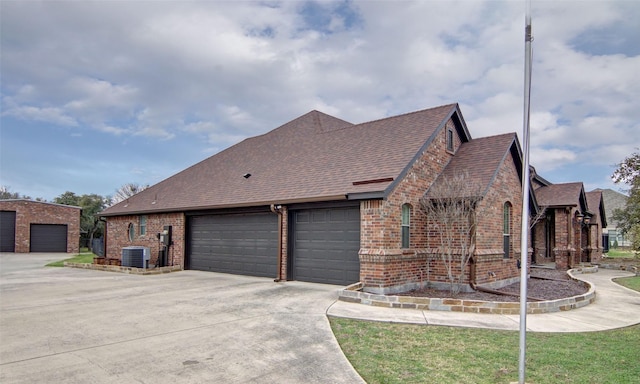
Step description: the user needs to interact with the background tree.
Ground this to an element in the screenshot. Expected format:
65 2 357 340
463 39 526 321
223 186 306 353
0 186 45 201
420 172 485 295
53 191 108 249
0 186 21 199
108 183 150 206
611 151 640 254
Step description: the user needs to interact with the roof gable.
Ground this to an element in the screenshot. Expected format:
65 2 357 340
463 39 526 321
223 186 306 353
101 103 460 216
586 190 607 227
535 182 588 212
425 133 521 198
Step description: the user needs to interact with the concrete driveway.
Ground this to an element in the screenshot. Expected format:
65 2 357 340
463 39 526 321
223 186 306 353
0 253 364 383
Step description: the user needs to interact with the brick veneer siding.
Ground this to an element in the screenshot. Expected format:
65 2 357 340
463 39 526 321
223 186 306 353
588 221 603 263
552 208 577 270
359 125 524 294
532 218 547 263
472 149 523 286
105 213 185 267
0 200 80 253
278 206 289 280
359 120 458 293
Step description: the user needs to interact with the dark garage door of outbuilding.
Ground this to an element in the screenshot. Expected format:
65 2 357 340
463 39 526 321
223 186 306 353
290 206 360 286
188 213 278 277
0 211 17 252
30 224 68 252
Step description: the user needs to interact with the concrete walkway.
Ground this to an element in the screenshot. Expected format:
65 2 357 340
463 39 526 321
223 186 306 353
327 268 640 332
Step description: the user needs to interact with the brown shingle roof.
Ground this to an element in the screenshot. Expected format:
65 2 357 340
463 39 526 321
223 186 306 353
535 182 586 208
425 133 520 199
586 190 607 227
101 103 460 216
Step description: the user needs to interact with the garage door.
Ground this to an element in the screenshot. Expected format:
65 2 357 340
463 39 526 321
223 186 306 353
290 206 360 285
0 211 16 252
30 224 68 252
188 213 278 277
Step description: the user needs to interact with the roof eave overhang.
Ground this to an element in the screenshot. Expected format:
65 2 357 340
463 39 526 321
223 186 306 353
346 191 385 200
100 194 351 217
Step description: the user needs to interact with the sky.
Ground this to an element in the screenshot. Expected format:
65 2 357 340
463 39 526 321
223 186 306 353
1 0 639 202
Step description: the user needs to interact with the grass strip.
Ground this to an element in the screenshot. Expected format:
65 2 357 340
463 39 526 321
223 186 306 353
604 249 637 258
614 276 640 292
330 318 640 384
46 252 96 267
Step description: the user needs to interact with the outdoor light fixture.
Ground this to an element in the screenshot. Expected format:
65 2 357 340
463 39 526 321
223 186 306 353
576 213 584 224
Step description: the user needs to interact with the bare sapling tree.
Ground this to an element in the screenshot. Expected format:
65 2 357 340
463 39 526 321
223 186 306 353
109 183 150 206
420 171 484 295
529 205 547 229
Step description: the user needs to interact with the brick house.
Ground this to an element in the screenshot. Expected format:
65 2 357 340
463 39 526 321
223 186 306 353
531 174 606 269
0 199 81 253
100 103 597 293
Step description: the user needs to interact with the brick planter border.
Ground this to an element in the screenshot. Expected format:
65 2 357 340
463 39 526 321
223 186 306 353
64 262 182 275
338 268 596 314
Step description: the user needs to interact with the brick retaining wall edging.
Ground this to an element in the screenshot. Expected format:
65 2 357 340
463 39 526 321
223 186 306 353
64 262 182 275
337 267 597 314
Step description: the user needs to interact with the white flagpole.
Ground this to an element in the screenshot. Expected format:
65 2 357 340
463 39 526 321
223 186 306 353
519 0 533 383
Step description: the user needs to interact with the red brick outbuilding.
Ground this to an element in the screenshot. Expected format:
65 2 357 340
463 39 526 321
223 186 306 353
0 199 81 253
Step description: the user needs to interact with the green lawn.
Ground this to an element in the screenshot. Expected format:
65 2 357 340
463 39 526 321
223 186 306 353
46 252 96 267
330 318 640 384
604 248 637 258
614 276 640 292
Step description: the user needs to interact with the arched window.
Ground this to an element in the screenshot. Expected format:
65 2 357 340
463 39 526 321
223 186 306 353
503 202 512 258
128 223 135 242
402 204 411 248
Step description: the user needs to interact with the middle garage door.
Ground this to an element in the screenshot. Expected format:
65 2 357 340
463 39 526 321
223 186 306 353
188 212 278 277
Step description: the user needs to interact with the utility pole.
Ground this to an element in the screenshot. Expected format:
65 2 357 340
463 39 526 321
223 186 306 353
518 0 533 383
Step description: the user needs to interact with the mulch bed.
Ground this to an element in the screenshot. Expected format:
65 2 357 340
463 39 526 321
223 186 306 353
395 268 589 302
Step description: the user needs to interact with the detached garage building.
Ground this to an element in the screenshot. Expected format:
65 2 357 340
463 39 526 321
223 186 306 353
0 199 81 253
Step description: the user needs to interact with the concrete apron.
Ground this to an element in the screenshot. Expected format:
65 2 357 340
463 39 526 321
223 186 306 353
0 253 364 384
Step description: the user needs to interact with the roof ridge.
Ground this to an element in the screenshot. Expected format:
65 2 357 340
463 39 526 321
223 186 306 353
353 103 457 127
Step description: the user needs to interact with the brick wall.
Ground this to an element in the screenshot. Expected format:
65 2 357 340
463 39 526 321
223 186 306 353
0 200 80 253
359 126 524 293
278 206 288 280
105 213 185 267
359 120 458 293
552 208 575 270
588 221 603 263
471 149 522 285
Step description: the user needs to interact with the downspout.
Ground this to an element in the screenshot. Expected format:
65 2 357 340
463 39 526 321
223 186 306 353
270 204 283 282
469 239 543 301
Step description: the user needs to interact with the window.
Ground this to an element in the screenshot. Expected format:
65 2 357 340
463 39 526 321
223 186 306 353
446 128 454 152
128 223 135 242
503 202 511 258
401 204 411 248
139 215 147 236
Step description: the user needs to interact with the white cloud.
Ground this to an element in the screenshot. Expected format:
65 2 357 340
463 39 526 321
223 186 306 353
2 104 78 127
1 0 639 200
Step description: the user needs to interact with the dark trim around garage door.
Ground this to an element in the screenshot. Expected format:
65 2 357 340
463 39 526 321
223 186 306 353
0 211 17 252
30 224 68 252
186 211 278 277
288 203 361 286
